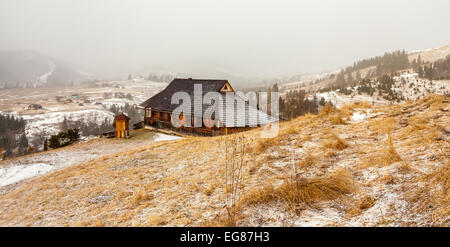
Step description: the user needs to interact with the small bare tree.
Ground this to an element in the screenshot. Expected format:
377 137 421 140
222 135 247 226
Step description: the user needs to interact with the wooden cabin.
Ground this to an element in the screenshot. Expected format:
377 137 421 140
139 78 277 136
114 113 130 138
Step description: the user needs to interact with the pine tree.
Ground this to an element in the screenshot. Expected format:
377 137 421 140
61 116 69 131
356 70 361 81
412 59 417 70
272 83 279 92
18 134 29 155
44 139 48 151
347 73 353 83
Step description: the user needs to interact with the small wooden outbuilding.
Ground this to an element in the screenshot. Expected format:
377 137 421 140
114 113 130 138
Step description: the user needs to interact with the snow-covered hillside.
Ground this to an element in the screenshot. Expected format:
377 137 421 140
314 71 449 108
392 71 449 101
22 110 115 144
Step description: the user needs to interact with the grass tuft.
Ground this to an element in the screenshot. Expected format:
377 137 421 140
383 134 403 165
322 133 350 151
296 154 317 170
131 189 153 206
242 169 356 211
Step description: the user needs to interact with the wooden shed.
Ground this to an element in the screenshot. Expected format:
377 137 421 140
114 113 130 138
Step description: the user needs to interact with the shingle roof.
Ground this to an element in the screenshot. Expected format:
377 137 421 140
139 78 228 111
140 78 278 127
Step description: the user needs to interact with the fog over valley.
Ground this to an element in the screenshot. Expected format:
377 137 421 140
1 0 450 86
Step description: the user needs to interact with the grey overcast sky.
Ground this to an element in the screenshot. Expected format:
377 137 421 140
1 0 450 78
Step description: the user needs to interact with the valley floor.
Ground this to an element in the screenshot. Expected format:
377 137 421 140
0 95 448 226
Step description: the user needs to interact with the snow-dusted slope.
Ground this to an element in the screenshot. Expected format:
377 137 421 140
0 131 181 189
22 109 115 144
392 71 449 101
314 71 449 107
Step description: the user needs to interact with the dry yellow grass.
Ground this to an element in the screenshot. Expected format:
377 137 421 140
279 169 356 206
131 189 153 206
369 117 395 134
148 214 167 226
322 133 350 151
318 103 334 117
318 103 348 124
296 154 317 170
347 195 376 217
405 155 449 226
243 169 356 209
380 173 397 185
384 134 403 164
252 136 279 154
0 94 447 226
360 134 402 168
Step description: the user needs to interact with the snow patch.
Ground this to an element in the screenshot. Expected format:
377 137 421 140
351 111 367 123
153 133 182 142
0 163 54 187
39 61 56 83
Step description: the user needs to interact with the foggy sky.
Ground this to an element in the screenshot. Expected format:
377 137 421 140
1 0 450 79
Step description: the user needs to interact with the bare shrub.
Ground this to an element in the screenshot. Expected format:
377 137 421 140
222 135 248 226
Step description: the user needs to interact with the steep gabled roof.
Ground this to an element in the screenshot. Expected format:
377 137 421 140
139 78 278 127
139 78 230 112
115 113 130 121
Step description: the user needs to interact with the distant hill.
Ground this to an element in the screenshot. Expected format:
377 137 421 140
408 45 450 63
278 44 450 94
0 51 89 88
